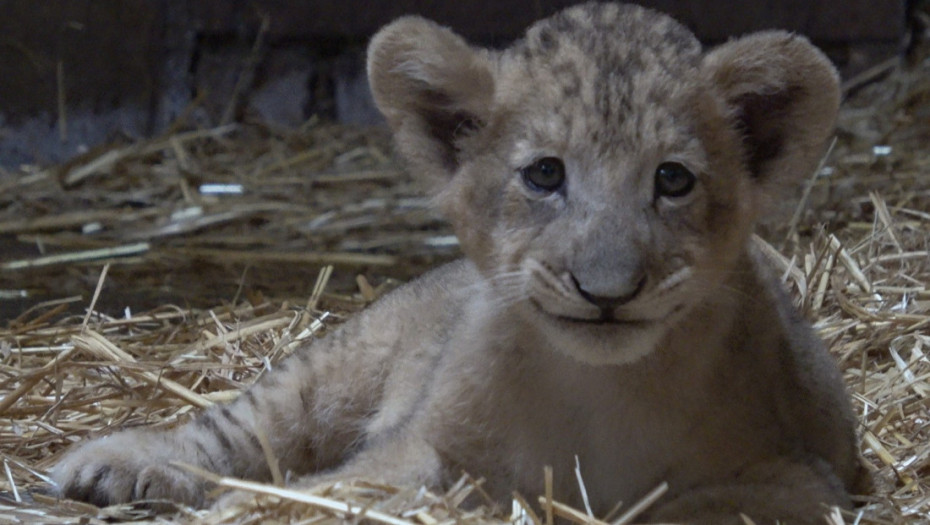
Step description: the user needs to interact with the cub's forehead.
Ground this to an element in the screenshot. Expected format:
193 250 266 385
496 3 705 159
522 4 697 55
509 3 700 74
502 3 701 99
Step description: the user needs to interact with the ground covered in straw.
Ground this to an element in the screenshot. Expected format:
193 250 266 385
1 50 929 524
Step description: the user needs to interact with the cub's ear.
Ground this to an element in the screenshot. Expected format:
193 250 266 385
367 17 495 188
703 32 839 193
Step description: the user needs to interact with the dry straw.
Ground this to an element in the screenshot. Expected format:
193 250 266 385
1 44 929 525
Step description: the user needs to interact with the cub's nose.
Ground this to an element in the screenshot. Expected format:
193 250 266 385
571 273 646 310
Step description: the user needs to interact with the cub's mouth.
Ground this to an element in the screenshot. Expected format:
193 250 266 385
519 259 692 330
527 297 654 327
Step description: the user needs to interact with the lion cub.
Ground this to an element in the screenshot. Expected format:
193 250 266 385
52 3 864 523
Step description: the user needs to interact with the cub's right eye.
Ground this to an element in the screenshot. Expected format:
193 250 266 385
654 161 696 199
520 157 565 193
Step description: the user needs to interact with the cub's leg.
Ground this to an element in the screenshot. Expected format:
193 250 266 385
215 433 444 510
300 434 443 488
647 460 851 525
51 323 399 507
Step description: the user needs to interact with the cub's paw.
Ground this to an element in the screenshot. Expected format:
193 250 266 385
50 431 205 508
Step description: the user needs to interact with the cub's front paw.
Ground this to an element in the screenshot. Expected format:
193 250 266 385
50 431 205 508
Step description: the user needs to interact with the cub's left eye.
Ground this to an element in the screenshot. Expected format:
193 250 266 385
654 162 696 199
521 157 566 193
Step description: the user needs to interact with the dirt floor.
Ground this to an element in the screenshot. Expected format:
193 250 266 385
1 40 929 525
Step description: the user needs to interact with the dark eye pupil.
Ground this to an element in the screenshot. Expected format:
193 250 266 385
655 162 695 198
522 157 565 192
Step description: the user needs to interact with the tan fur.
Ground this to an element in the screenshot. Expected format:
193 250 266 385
51 3 866 522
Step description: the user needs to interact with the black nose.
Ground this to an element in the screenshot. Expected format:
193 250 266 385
571 274 647 311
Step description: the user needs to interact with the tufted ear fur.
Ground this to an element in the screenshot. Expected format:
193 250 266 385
367 17 495 191
703 32 840 199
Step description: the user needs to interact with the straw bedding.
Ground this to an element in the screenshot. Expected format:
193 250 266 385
0 49 928 524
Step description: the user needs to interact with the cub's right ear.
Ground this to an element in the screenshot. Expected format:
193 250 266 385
367 17 495 189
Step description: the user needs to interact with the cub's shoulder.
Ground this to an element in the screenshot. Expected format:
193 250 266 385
350 259 479 332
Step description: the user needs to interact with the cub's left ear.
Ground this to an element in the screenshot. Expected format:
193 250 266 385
703 32 840 189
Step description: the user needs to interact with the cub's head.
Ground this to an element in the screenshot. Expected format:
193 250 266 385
367 2 839 364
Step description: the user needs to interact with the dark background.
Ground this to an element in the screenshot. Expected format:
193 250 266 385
0 0 908 170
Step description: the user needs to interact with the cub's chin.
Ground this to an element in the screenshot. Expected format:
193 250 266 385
521 301 670 366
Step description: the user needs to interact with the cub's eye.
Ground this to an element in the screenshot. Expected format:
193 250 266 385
654 162 696 199
521 157 566 193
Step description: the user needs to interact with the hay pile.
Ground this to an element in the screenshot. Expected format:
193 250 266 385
1 53 929 525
